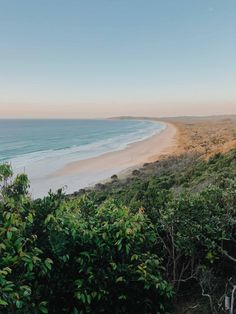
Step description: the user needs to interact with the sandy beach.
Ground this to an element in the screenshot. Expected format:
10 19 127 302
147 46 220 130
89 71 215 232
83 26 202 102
28 115 236 197
50 114 236 186
25 121 177 197
50 122 177 179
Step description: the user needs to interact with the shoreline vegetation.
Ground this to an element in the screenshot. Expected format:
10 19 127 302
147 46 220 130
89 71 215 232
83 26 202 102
1 115 236 313
73 115 236 196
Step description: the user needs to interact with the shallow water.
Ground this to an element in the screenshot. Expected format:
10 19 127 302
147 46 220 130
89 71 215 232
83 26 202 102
0 119 165 197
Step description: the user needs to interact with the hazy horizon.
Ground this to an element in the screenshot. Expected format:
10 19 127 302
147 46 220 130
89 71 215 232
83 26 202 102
1 112 236 120
0 0 235 118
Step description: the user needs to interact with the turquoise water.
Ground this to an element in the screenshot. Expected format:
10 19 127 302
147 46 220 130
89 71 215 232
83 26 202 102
0 119 164 164
0 119 165 196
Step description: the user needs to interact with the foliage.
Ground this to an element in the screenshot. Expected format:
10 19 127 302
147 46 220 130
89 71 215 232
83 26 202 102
82 149 236 312
1 149 236 313
0 165 172 313
0 164 52 313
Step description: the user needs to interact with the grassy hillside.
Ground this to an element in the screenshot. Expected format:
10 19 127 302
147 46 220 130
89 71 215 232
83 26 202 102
1 149 236 313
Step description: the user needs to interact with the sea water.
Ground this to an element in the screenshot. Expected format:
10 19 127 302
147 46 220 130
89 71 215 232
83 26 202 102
0 119 165 197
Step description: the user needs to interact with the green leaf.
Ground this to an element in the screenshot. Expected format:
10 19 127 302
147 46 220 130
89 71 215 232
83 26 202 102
71 308 79 314
87 295 91 304
80 294 86 304
0 299 8 306
16 300 23 309
28 213 34 223
7 231 12 240
5 212 11 220
116 276 125 283
39 301 48 313
45 258 53 270
28 262 33 271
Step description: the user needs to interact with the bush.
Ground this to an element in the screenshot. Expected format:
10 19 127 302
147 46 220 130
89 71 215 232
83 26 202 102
0 164 52 313
0 165 172 313
1 149 236 313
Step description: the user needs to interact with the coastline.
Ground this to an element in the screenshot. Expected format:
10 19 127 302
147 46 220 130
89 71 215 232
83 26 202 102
50 122 177 182
28 114 236 197
26 120 177 198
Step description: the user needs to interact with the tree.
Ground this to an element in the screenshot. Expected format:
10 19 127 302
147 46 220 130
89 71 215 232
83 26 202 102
0 164 52 313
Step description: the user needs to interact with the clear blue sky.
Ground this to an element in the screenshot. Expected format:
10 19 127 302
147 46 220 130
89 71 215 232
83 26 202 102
0 0 235 117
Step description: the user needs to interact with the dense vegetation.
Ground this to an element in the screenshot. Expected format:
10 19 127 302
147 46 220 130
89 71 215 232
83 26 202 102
1 149 236 313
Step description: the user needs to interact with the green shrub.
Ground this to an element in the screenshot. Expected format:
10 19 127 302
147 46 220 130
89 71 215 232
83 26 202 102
0 165 172 313
1 149 236 313
0 164 52 313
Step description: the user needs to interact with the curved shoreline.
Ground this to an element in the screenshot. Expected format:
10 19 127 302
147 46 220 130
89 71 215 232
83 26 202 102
29 121 177 197
50 122 177 179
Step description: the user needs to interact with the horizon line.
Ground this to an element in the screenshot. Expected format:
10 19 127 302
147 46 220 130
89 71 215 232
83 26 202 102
1 113 236 120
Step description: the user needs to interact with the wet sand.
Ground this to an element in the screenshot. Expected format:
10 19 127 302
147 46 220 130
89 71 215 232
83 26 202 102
50 122 177 179
30 115 236 197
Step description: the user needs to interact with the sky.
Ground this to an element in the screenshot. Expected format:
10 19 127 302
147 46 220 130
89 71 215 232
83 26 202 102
0 0 235 118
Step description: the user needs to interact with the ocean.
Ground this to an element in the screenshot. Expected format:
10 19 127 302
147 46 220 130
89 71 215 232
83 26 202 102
0 119 165 197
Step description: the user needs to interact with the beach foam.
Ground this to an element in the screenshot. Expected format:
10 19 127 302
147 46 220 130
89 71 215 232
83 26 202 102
0 119 167 197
